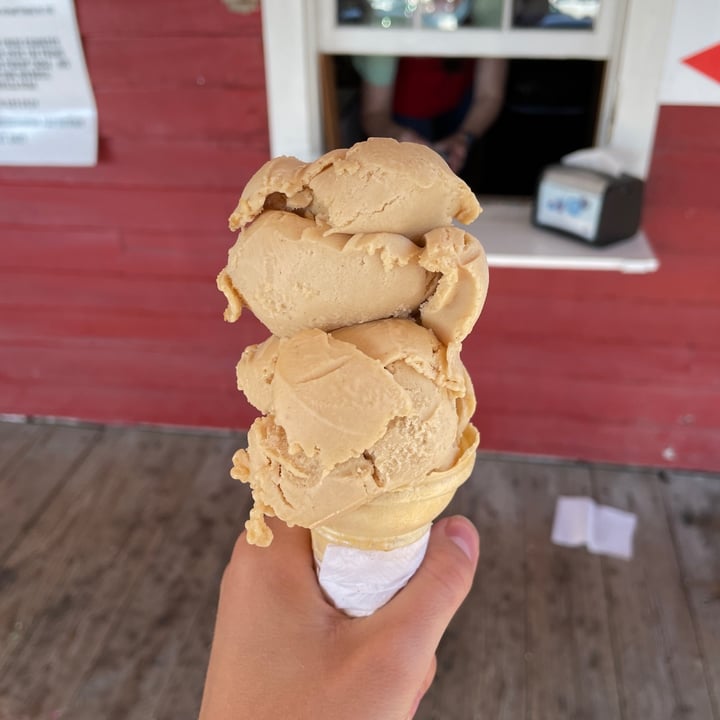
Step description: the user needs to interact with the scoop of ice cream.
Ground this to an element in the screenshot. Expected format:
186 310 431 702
228 138 480 239
231 318 476 545
217 210 435 336
217 213 489 344
418 225 488 347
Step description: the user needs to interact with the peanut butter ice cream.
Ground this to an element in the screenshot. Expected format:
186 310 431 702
227 137 480 237
218 138 487 340
217 138 488 552
230 318 477 545
218 210 488 342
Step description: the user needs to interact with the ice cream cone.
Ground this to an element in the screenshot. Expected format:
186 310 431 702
311 425 479 616
217 140 489 617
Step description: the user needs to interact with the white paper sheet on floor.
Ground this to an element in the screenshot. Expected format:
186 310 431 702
551 496 637 560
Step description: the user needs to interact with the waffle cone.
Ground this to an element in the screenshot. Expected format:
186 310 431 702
312 424 479 562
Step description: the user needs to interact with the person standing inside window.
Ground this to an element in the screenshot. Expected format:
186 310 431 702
354 54 507 173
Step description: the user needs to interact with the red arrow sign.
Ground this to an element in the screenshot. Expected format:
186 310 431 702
683 42 720 85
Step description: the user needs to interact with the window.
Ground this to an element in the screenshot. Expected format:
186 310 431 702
261 0 673 176
259 0 671 271
327 53 605 196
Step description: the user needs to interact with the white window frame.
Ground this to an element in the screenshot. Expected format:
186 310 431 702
261 0 675 178
317 0 620 58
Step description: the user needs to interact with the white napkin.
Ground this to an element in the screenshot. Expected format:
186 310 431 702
317 530 431 617
562 147 629 178
551 496 637 560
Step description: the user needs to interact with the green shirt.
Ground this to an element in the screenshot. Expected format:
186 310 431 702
352 55 399 87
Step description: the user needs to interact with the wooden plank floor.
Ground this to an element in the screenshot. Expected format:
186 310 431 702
0 421 718 720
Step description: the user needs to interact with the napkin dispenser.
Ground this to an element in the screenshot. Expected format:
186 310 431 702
533 164 644 246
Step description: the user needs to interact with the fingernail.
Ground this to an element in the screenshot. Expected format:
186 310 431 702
444 517 478 561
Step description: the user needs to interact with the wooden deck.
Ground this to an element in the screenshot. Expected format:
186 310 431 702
0 420 718 720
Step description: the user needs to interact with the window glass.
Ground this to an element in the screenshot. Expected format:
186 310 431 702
513 0 600 29
337 1 504 29
337 0 600 29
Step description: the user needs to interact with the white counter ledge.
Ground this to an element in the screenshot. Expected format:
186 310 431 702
463 201 659 274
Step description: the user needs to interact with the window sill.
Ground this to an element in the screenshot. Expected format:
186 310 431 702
464 200 659 274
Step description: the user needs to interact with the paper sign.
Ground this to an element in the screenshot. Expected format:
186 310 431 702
0 0 97 165
551 496 637 560
659 0 720 106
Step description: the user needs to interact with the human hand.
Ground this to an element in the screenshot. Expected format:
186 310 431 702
199 515 479 720
434 132 473 173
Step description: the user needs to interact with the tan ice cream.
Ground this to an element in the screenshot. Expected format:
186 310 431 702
226 137 480 237
217 138 488 556
218 138 487 340
311 422 479 556
217 211 488 341
217 210 433 336
230 318 477 546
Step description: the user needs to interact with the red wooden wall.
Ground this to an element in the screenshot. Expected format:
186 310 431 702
1 2 719 471
474 105 720 471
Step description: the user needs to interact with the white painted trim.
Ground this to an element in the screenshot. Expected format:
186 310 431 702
607 0 676 176
261 0 322 160
594 0 628 146
500 0 512 31
315 27 612 58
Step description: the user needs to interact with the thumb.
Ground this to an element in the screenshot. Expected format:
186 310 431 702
378 516 479 655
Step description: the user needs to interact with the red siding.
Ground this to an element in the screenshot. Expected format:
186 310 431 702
0 3 718 471
472 106 720 470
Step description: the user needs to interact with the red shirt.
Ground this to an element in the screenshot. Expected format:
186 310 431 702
393 57 475 118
